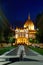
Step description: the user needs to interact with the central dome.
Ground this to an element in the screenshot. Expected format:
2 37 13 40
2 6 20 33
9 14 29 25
24 16 34 30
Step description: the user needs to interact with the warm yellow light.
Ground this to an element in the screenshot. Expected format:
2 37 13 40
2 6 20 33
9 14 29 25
17 37 29 45
20 30 24 32
31 25 34 30
24 25 26 28
15 34 18 38
17 39 20 43
24 29 28 33
25 34 28 38
15 28 19 32
28 24 34 30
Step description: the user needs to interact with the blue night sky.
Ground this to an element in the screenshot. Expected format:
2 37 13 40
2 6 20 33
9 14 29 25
0 0 43 27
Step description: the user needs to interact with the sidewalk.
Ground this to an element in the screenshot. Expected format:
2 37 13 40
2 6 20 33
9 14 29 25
24 48 43 61
0 47 18 65
9 61 43 65
29 48 42 56
2 48 15 56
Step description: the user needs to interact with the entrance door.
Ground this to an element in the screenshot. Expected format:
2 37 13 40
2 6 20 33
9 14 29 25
16 37 28 45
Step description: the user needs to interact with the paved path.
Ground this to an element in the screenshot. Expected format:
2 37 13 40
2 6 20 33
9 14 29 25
9 61 43 65
24 46 41 56
5 46 19 56
0 45 43 65
17 45 26 56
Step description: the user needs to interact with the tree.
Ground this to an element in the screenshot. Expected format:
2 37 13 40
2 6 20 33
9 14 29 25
4 28 12 43
9 37 15 46
29 38 34 43
36 12 43 43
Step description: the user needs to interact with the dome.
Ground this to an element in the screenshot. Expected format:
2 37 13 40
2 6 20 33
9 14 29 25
24 16 34 30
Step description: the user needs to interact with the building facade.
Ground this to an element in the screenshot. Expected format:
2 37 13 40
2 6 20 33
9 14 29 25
15 15 36 45
15 28 29 45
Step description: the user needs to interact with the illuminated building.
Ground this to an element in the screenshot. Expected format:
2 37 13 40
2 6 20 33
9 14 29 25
15 27 29 45
15 15 36 45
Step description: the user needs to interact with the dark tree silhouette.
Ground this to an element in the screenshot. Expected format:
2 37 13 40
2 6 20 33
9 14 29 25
36 12 43 42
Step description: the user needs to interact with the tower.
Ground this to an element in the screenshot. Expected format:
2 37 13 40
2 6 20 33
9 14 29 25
28 13 30 20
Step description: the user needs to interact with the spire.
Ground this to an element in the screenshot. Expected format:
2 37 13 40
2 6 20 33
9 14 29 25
28 13 30 20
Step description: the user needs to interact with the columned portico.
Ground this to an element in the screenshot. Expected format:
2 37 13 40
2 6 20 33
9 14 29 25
15 28 29 45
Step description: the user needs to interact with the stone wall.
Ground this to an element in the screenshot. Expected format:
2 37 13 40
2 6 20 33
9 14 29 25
0 43 11 47
32 43 43 48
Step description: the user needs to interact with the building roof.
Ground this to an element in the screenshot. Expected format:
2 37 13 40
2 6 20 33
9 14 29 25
24 15 34 30
24 19 34 27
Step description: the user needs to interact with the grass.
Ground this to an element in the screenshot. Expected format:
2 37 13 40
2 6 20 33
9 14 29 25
0 46 16 55
29 46 43 55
